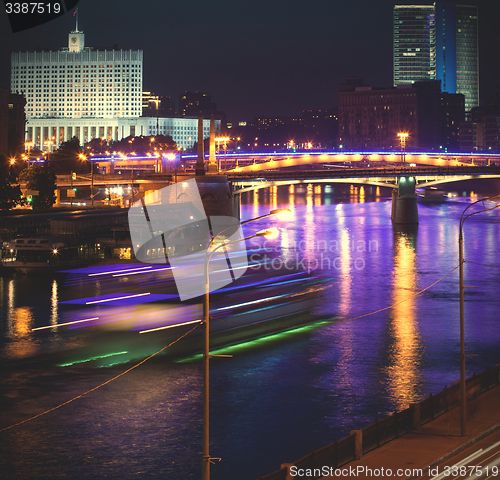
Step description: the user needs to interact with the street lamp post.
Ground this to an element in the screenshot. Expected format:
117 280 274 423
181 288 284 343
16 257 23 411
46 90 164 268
90 158 94 206
397 132 409 166
79 153 94 206
458 194 500 437
202 208 291 480
44 139 54 163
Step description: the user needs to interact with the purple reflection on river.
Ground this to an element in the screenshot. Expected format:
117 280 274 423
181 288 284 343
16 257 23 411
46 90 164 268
1 184 499 479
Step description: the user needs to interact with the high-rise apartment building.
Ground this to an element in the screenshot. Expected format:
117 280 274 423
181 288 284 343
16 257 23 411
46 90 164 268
394 2 479 112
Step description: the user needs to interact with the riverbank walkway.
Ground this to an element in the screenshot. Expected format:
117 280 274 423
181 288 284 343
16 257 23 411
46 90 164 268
319 384 500 479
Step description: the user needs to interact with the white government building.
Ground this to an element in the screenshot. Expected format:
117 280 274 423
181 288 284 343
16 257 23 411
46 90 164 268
10 26 217 151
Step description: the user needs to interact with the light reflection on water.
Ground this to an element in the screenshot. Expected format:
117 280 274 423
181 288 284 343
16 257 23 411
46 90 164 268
2 278 39 359
387 231 421 410
0 184 499 480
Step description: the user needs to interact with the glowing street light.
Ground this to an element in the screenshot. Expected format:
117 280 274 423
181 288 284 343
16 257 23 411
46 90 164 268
44 138 54 163
215 137 230 153
45 138 54 150
202 208 291 480
397 132 409 166
79 153 95 206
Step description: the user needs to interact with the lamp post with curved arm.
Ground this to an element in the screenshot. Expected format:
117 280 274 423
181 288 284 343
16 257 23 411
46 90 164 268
202 209 291 480
458 194 500 437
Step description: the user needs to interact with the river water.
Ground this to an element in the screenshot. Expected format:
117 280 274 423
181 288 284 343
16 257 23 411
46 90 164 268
1 182 499 480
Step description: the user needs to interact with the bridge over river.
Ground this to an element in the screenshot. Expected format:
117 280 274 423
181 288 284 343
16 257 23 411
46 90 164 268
227 165 500 193
54 164 500 224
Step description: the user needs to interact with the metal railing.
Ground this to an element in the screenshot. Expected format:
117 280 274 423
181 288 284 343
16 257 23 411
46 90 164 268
257 364 500 480
231 165 500 183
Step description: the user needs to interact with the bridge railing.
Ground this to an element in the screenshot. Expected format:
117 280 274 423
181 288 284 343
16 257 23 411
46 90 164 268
230 165 500 182
56 173 175 184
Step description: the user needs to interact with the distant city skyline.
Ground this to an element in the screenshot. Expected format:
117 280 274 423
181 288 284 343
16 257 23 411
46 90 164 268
1 0 498 123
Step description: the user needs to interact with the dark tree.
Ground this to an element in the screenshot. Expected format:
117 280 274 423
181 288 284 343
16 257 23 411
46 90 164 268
85 137 108 153
109 135 177 155
19 163 56 210
0 156 24 210
50 137 86 174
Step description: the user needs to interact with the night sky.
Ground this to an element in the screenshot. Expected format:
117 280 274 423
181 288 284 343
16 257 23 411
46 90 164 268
1 0 499 123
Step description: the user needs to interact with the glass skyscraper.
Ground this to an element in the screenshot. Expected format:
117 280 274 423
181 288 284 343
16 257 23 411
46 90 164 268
454 5 479 111
394 3 478 112
393 5 436 86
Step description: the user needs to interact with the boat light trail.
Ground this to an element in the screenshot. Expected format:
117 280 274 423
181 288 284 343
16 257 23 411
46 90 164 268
139 319 202 334
112 266 172 277
86 293 151 304
88 266 154 276
60 293 177 306
216 295 286 311
57 351 129 367
32 317 99 331
177 321 330 362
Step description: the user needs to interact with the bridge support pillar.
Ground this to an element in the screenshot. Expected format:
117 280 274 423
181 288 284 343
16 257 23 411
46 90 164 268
232 191 241 220
391 176 418 224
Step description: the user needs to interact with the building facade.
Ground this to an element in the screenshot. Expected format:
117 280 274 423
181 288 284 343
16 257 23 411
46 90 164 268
454 5 479 112
339 81 419 150
393 5 436 86
179 91 216 117
11 31 143 120
441 92 465 150
338 78 463 151
0 89 26 157
0 88 9 157
10 28 216 151
459 107 500 152
394 2 479 112
7 93 26 156
24 116 217 152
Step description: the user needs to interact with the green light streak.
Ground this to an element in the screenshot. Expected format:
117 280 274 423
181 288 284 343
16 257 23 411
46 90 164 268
177 320 331 363
57 351 129 367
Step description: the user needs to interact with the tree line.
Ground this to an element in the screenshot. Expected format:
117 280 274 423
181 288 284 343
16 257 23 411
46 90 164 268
1 134 178 211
